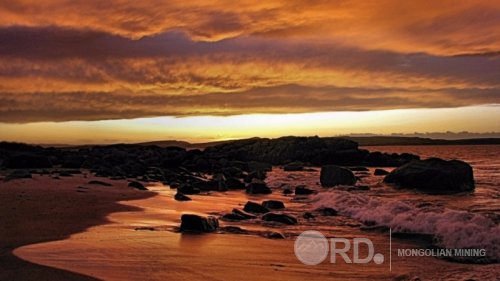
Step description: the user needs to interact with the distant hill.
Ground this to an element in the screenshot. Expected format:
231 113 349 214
340 136 500 146
135 140 231 150
32 136 500 149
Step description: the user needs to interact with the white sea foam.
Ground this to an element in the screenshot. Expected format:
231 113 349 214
311 191 500 259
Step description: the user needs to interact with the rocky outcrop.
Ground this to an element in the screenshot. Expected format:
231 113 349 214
320 165 356 187
384 158 475 194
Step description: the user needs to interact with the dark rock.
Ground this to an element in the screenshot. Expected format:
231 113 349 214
319 207 338 216
283 162 304 171
248 161 272 172
320 165 356 187
374 168 389 176
87 180 112 186
283 188 293 195
220 226 247 234
6 154 52 169
244 170 267 183
303 212 315 219
4 170 32 181
169 182 180 189
226 177 245 189
243 201 270 214
180 214 219 233
178 184 201 195
174 192 191 201
262 213 298 225
232 208 257 219
246 179 272 194
266 231 286 239
221 213 247 221
128 181 148 191
295 185 314 195
262 200 285 209
384 158 475 194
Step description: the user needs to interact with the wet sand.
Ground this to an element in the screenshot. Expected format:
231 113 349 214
2 172 499 280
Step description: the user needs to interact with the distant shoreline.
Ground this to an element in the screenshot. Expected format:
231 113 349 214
4 136 500 149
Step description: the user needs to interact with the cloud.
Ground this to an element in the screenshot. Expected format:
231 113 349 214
0 85 498 123
0 2 498 123
0 0 498 55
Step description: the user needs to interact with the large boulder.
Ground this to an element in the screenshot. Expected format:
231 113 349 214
320 165 356 187
383 158 475 194
180 214 219 232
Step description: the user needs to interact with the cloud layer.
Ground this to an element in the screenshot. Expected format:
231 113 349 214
0 1 499 123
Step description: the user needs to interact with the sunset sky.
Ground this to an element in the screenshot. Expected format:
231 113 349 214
0 1 499 144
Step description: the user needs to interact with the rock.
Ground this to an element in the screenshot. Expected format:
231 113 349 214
232 208 257 219
283 162 304 171
384 158 475 194
6 154 52 169
169 182 180 189
178 184 201 195
244 170 266 183
180 214 219 233
266 231 286 239
87 180 112 186
283 188 293 195
295 185 314 195
243 201 270 214
226 177 245 189
248 161 272 172
320 165 356 187
374 168 389 176
319 207 338 216
221 213 247 221
262 200 285 209
303 212 315 219
220 226 247 234
128 181 148 191
174 192 191 201
4 170 32 181
262 213 298 225
246 179 272 194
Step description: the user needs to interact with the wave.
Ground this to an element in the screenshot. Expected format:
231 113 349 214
311 191 500 260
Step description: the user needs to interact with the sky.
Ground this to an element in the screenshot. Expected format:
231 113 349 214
0 1 499 144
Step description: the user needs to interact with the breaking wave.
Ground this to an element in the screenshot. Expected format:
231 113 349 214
312 191 500 260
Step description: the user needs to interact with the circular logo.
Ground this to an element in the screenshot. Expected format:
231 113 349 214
294 230 329 265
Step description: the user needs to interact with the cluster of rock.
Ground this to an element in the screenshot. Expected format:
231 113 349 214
1 138 475 194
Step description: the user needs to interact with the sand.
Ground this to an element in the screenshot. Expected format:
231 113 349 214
1 173 498 281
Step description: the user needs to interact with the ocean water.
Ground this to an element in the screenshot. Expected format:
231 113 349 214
265 144 500 277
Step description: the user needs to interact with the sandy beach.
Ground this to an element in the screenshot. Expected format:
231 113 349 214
1 171 498 281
